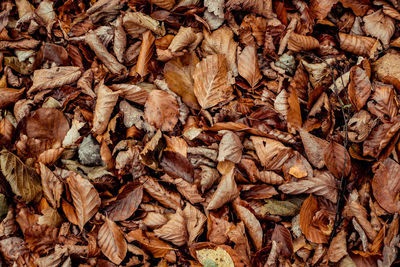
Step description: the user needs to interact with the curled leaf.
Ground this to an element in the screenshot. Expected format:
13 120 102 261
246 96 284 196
288 32 319 52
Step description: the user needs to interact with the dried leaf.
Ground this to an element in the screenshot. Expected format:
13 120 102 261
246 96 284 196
367 82 397 121
144 90 179 131
154 208 187 246
323 141 351 179
328 229 348 262
123 12 165 37
67 172 101 230
98 218 127 265
288 32 319 52
348 66 372 111
183 203 206 246
139 176 182 210
250 136 292 170
299 129 329 168
340 0 371 16
0 87 24 109
225 0 274 18
39 163 63 208
126 229 174 258
27 66 81 95
135 31 155 77
299 195 329 244
310 0 338 19
363 9 395 47
0 149 42 203
168 27 203 53
261 197 304 217
193 54 233 109
238 46 262 88
339 33 377 57
105 182 143 221
217 131 243 163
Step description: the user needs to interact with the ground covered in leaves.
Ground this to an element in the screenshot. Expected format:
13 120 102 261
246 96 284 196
1 0 400 266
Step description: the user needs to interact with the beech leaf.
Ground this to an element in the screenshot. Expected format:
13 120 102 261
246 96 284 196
98 218 127 265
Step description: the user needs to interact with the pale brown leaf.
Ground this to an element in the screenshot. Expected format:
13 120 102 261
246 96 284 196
328 229 348 262
0 87 24 109
136 30 155 77
144 90 179 131
139 176 182 210
288 32 319 52
310 0 338 19
225 0 274 18
199 165 220 193
238 46 262 88
367 82 398 121
126 229 174 258
339 33 378 57
39 163 63 208
299 128 329 168
363 9 395 47
37 147 64 166
154 208 188 246
123 12 166 38
168 27 203 53
217 130 243 163
183 203 206 246
348 66 372 111
67 172 101 230
250 136 292 170
193 54 233 109
98 218 127 265
323 141 351 179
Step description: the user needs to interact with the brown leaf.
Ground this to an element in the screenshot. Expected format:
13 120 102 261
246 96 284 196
161 174 204 204
279 170 338 203
139 176 182 210
0 87 24 109
367 82 397 121
113 16 127 63
154 208 188 246
85 31 127 77
207 208 232 244
92 80 119 135
217 131 243 163
202 26 238 76
287 89 302 130
299 129 329 168
126 229 174 258
373 51 400 93
123 12 166 38
193 54 233 109
27 66 81 95
160 151 194 182
347 110 375 143
323 141 351 179
144 90 179 132
183 203 206 246
339 33 378 57
105 182 143 221
136 30 155 77
168 27 203 53
346 199 377 240
372 158 400 213
37 148 64 166
207 162 239 210
328 229 348 262
241 184 278 200
271 224 293 257
288 32 319 52
98 218 127 265
339 0 371 16
238 46 262 88
233 199 263 251
363 116 400 159
199 165 220 193
225 0 274 18
299 195 330 244
250 136 292 170
363 9 395 47
39 163 63 208
67 172 101 230
152 0 175 10
110 83 149 106
348 66 372 111
164 52 200 109
310 0 338 19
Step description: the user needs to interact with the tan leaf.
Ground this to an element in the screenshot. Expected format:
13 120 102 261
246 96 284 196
346 199 377 240
183 203 206 246
279 170 338 203
0 87 24 109
207 162 239 210
225 0 274 18
152 0 175 10
323 141 351 179
37 147 64 166
39 163 63 208
299 128 329 168
0 149 42 203
193 54 233 109
144 90 179 131
339 0 371 16
299 195 329 244
92 80 119 135
110 84 148 106
217 130 243 163
61 200 79 226
164 136 187 157
135 31 155 77
328 229 348 262
123 12 166 38
258 171 285 185
288 32 319 52
287 89 302 130
168 27 203 53
164 53 200 109
105 182 143 221
238 46 262 88
38 207 63 227
27 66 81 95
233 199 263 251
139 176 182 210
202 26 238 76
154 208 188 246
348 66 372 111
161 174 204 204
204 0 225 30
310 0 338 19
113 16 127 63
367 82 397 120
250 136 292 170
0 117 14 147
67 172 101 230
199 165 220 193
142 212 168 229
86 31 127 76
126 229 174 258
98 218 127 265
363 9 395 47
339 33 378 57
372 158 400 214
373 52 400 92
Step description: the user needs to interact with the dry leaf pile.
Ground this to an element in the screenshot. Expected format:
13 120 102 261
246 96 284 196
1 0 400 266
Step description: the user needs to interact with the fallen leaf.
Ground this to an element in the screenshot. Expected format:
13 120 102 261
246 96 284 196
217 130 243 163
66 172 101 230
328 229 348 262
139 176 182 210
39 163 63 208
363 9 395 47
250 136 292 170
323 141 352 179
183 203 206 246
144 90 179 132
310 0 338 19
126 229 174 258
195 245 235 267
238 46 262 88
367 82 398 121
0 149 42 203
288 32 319 52
0 87 24 109
135 31 155 77
168 27 203 52
348 66 371 111
225 0 274 18
154 208 188 246
299 129 329 168
339 33 378 57
261 197 304 217
98 217 127 265
340 0 371 16
193 54 233 109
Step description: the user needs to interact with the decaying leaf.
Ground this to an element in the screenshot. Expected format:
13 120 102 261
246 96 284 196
288 32 319 52
144 90 179 132
238 46 262 88
250 136 292 170
39 163 63 208
98 218 127 265
154 208 188 246
323 141 352 179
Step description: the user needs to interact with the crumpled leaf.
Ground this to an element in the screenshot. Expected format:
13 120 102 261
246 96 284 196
299 129 329 169
27 66 81 95
204 0 225 30
92 80 120 135
168 27 203 53
126 229 174 258
367 82 398 121
66 172 101 230
0 87 25 109
195 246 235 267
183 203 206 246
310 0 338 20
260 197 304 217
0 149 42 203
154 208 188 246
225 0 274 18
144 90 179 132
105 182 143 221
373 52 400 91
328 229 348 262
339 33 378 57
207 162 239 210
139 176 182 210
250 136 292 170
98 217 127 265
238 46 262 88
363 9 395 47
193 54 233 109
279 170 338 203
217 130 243 163
288 32 319 52
123 12 166 38
39 163 63 208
